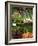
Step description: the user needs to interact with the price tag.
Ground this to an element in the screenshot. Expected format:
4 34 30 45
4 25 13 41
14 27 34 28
12 23 16 26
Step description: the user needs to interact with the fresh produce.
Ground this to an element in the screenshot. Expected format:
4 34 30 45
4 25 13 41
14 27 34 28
10 7 33 38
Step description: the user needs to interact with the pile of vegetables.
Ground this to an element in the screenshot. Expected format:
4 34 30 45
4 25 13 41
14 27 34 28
10 6 33 38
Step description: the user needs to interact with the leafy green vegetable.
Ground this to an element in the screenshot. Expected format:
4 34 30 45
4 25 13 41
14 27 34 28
10 7 33 35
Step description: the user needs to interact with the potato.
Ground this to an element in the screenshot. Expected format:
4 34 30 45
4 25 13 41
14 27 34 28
22 32 29 38
28 32 33 38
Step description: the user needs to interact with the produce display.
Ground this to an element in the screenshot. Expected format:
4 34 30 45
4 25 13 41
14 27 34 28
10 6 33 39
